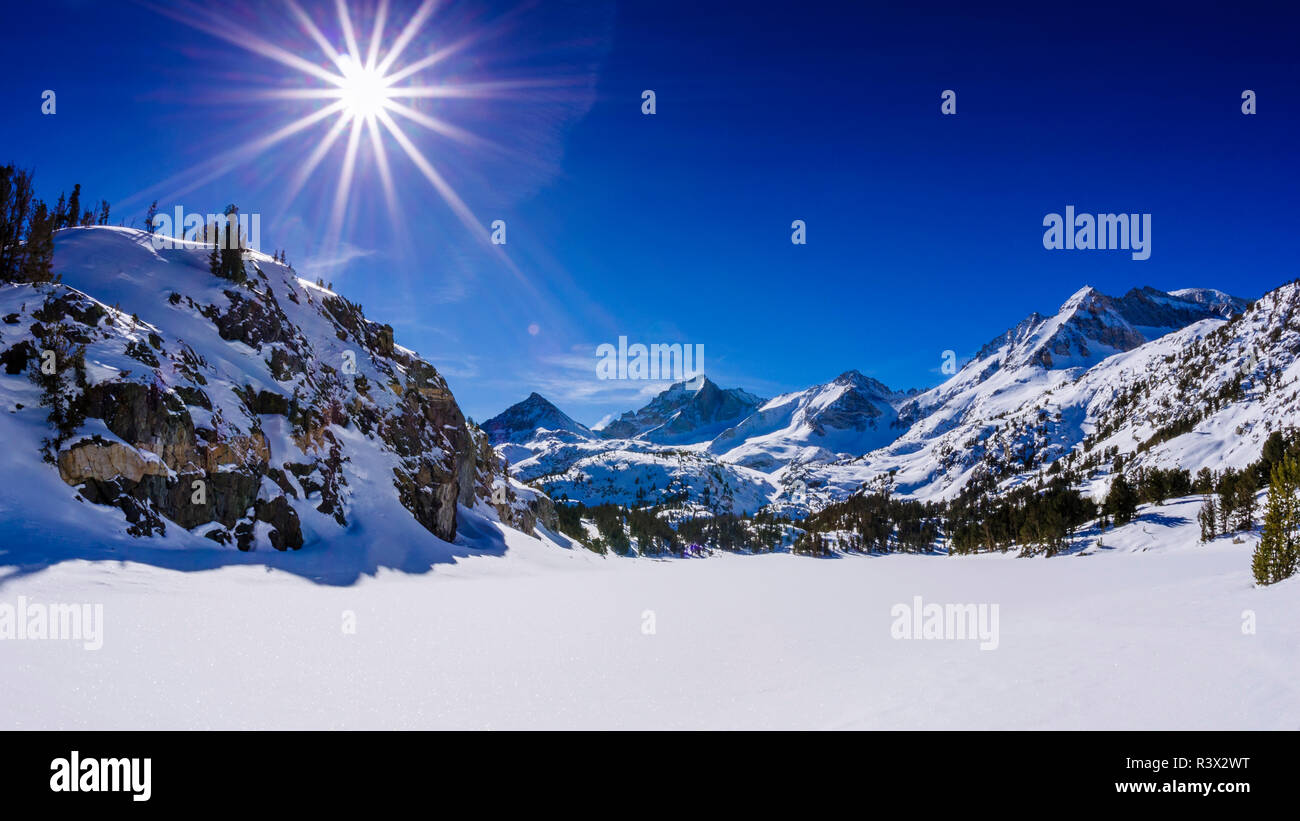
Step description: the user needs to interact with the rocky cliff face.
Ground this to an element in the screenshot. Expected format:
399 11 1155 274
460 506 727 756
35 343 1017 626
0 227 521 551
599 376 765 444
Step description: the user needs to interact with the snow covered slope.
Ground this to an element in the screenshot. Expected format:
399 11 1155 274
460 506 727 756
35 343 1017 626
598 376 764 444
490 377 778 512
0 226 553 570
709 369 909 471
496 421 777 513
3 494 1294 729
2 234 1296 730
1079 281 1300 479
1168 287 1250 317
800 284 1258 502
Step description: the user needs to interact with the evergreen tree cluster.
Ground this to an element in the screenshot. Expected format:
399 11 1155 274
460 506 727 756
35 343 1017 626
1101 471 1139 526
552 497 789 557
1130 466 1193 506
0 165 110 283
949 474 1095 556
797 489 940 554
1253 455 1300 585
792 530 833 556
532 427 1300 577
677 512 778 553
554 500 674 556
1196 428 1300 543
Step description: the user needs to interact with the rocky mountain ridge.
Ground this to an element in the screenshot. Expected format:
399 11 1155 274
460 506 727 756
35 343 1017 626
0 226 553 555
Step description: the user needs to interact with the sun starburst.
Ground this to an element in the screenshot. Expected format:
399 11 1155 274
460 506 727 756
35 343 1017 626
138 0 527 256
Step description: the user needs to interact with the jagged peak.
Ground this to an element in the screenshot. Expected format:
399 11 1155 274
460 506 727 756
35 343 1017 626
831 369 895 397
482 391 592 444
660 374 713 393
1057 284 1105 315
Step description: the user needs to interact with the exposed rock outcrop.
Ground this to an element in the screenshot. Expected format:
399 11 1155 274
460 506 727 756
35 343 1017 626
57 437 169 485
3 228 537 554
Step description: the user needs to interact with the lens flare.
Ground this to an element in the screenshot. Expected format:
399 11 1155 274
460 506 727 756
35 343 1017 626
137 0 512 251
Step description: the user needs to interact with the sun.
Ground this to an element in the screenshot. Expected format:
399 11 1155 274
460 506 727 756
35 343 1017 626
335 54 391 121
145 0 498 247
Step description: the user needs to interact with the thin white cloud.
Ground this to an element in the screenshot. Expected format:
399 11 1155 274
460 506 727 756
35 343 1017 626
300 241 377 272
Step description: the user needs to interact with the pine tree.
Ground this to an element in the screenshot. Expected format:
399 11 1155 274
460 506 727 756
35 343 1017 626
218 206 246 282
1232 480 1258 531
1104 473 1139 526
208 239 220 276
1218 470 1238 533
1252 456 1300 585
32 322 88 460
1198 495 1218 543
1260 430 1287 479
65 184 80 231
0 165 35 279
18 201 55 282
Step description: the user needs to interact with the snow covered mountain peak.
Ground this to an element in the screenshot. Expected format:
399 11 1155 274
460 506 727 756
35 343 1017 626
481 391 594 444
597 375 765 444
831 368 897 399
800 281 1272 506
969 283 1245 376
1168 287 1250 318
1061 283 1102 308
707 370 907 472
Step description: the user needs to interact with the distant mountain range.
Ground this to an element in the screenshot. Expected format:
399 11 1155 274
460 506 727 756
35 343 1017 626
486 283 1277 515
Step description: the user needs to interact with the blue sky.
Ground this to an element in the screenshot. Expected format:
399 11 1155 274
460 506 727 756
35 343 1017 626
1 0 1297 425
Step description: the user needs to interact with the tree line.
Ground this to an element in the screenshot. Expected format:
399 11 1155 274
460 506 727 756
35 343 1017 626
0 165 110 283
